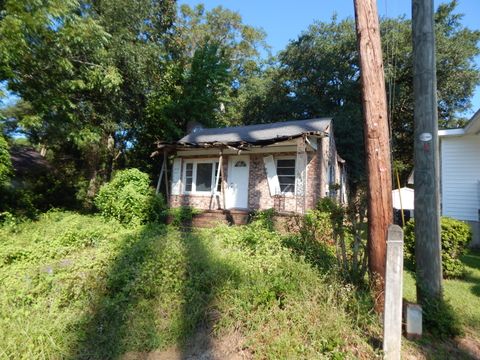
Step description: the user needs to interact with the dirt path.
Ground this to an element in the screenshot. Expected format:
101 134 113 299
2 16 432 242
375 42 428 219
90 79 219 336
122 328 251 360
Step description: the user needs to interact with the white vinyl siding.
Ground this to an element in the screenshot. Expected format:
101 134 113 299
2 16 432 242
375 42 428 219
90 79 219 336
441 135 480 221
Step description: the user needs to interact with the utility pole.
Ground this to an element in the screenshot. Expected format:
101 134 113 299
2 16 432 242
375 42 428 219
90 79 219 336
412 0 443 301
354 0 393 311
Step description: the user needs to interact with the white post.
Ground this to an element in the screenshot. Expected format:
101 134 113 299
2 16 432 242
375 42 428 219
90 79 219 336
383 224 404 360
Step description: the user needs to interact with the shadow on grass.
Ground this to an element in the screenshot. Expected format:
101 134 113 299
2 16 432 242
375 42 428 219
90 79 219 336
177 227 238 359
68 219 238 359
281 234 336 274
68 224 168 359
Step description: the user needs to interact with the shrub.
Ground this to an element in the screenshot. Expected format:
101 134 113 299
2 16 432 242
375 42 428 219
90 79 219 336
95 168 166 225
168 206 201 227
298 210 334 244
250 208 276 231
404 217 472 278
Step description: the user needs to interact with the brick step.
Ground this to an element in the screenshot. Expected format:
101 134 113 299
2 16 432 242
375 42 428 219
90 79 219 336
193 212 226 219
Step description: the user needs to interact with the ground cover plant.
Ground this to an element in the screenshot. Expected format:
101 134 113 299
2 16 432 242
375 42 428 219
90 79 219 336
0 211 381 359
403 250 480 358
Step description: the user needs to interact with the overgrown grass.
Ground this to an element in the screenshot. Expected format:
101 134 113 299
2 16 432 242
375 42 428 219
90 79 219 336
0 211 381 359
403 250 480 335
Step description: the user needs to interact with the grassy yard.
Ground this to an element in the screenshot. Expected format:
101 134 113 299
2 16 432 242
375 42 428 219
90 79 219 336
0 211 381 359
403 250 480 358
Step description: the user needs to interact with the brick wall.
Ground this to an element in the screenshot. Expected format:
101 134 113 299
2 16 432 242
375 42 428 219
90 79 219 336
248 150 324 213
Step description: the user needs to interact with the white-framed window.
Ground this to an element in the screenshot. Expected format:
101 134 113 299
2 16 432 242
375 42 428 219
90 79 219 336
182 159 221 194
275 157 296 194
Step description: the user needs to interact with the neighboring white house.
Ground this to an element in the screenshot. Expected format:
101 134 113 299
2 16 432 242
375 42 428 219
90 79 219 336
439 109 480 247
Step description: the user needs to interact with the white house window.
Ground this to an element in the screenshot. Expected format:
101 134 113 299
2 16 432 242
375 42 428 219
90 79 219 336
276 158 296 194
235 160 247 167
183 160 221 194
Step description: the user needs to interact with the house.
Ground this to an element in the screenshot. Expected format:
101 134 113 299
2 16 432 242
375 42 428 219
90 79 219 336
158 118 347 222
439 109 480 247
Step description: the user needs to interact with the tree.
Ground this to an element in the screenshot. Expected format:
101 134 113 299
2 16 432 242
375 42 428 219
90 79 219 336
0 134 11 185
241 18 366 189
241 1 480 188
383 1 480 179
134 4 268 169
0 0 176 204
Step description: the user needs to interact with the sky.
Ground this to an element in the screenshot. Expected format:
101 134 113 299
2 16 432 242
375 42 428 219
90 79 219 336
180 0 480 117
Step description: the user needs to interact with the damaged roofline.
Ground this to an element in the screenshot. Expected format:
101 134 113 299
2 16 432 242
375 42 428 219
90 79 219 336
155 130 329 151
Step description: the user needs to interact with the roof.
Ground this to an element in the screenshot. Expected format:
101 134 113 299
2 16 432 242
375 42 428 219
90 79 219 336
439 108 480 137
176 118 331 147
10 147 51 176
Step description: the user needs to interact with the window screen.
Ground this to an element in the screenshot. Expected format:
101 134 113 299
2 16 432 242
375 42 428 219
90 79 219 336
185 163 193 192
276 159 296 193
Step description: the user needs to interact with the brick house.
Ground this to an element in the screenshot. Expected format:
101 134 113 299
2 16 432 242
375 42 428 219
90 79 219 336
159 118 346 221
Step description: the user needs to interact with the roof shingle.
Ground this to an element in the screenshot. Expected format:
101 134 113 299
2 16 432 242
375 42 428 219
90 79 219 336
178 118 331 146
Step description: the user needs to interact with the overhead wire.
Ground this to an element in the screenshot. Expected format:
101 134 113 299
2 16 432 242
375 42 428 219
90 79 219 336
383 0 404 224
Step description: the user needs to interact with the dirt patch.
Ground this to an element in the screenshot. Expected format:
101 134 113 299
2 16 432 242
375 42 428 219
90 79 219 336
458 335 480 359
122 328 251 360
403 333 480 360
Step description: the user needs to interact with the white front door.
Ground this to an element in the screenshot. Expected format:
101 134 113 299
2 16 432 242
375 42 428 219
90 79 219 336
225 155 250 209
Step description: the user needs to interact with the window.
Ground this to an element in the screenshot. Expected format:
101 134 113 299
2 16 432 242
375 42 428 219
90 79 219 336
276 158 296 194
196 163 213 191
235 160 247 167
183 160 221 194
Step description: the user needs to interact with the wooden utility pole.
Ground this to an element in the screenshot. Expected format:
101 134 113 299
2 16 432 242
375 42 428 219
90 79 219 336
354 0 393 311
412 0 443 301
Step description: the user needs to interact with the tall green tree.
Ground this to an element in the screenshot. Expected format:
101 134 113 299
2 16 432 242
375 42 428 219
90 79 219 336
143 4 268 134
0 0 176 203
240 1 480 188
135 4 268 170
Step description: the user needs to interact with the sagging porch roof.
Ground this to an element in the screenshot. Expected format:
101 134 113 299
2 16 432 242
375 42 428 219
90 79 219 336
166 118 331 149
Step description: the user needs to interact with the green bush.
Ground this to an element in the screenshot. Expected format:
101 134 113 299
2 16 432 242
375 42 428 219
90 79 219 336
250 208 276 231
0 135 12 185
404 217 472 278
95 168 166 225
167 206 201 227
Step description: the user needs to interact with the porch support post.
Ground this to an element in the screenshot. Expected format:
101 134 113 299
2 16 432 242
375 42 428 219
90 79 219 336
295 136 307 214
210 151 224 210
219 150 226 209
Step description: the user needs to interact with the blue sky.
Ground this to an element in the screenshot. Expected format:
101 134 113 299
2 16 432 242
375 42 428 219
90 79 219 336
180 0 480 117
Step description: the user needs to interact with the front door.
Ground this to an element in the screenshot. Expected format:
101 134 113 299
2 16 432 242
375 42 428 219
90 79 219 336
225 155 250 209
